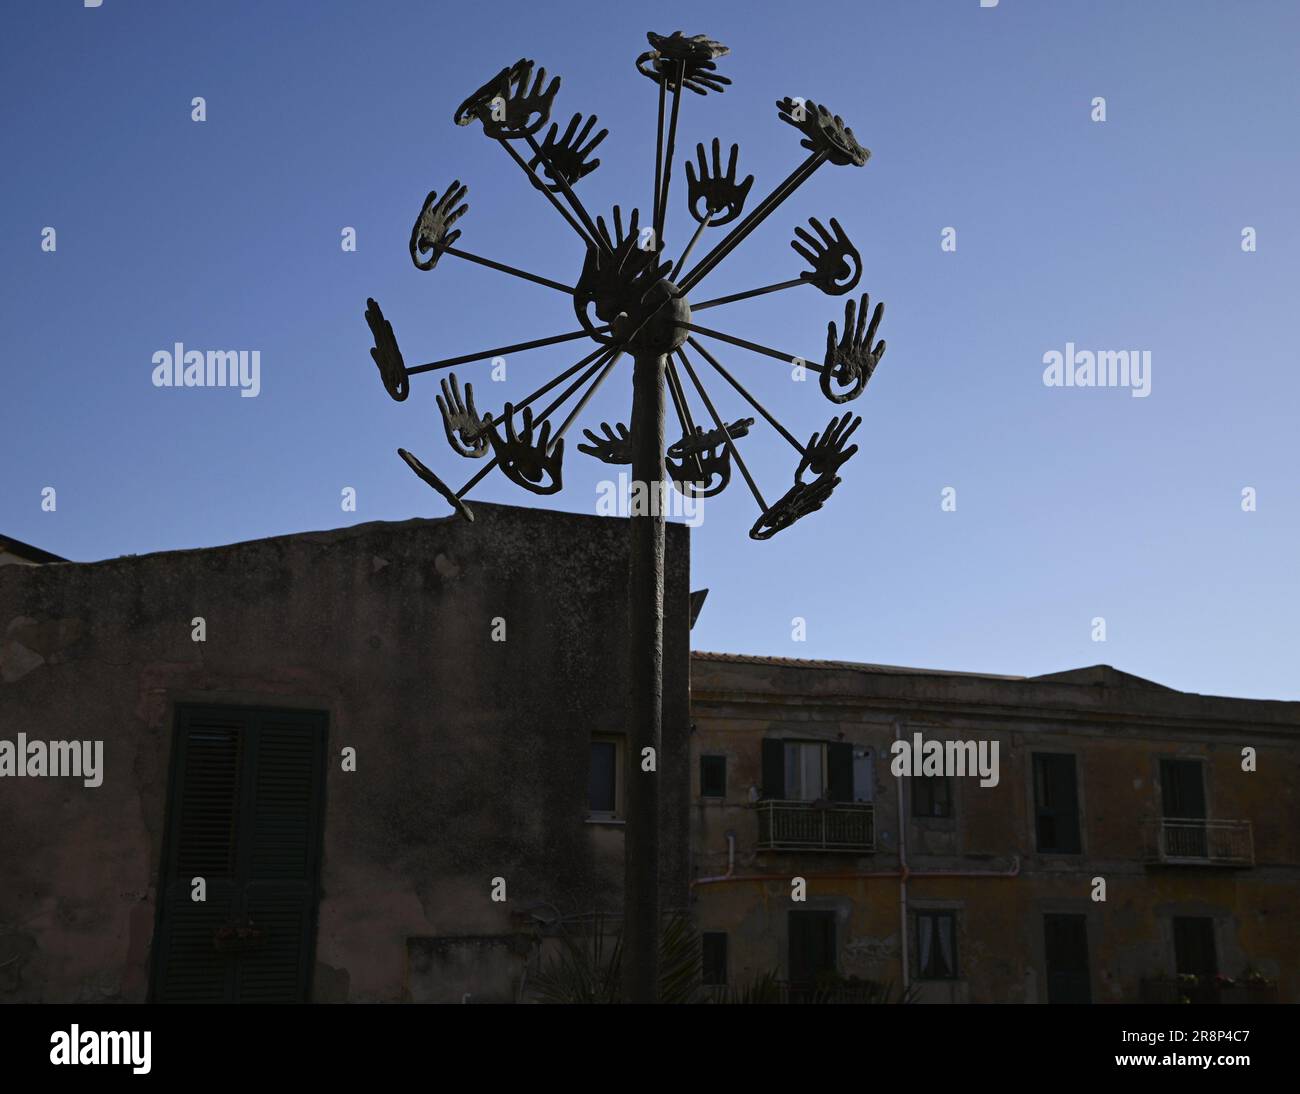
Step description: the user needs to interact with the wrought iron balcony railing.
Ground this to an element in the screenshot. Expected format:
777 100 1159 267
755 800 874 852
1143 817 1254 867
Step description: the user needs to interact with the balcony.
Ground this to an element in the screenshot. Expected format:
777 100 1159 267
756 800 874 853
1143 817 1254 867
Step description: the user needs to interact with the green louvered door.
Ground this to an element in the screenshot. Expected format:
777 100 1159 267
151 705 327 1003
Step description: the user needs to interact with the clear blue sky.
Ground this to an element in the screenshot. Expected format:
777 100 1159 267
2 1 1297 699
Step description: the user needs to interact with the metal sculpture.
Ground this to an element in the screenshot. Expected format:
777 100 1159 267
363 30 894 1002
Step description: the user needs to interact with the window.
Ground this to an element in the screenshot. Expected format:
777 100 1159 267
1033 753 1081 853
761 739 857 802
1043 914 1091 1003
702 932 728 986
700 755 726 799
915 911 958 980
784 742 824 800
587 736 623 819
1160 759 1206 819
1160 759 1208 856
788 911 836 985
1173 917 1217 978
913 775 952 818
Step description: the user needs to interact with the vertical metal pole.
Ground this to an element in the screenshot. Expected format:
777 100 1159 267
624 350 664 1003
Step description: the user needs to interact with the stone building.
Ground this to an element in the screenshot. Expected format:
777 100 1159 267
4 509 1296 1004
0 506 691 1002
689 653 1300 1002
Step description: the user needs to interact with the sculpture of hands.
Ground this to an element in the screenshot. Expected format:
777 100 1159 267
821 292 886 404
409 180 468 271
487 403 564 494
685 138 753 227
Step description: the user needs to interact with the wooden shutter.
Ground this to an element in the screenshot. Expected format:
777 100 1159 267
827 742 853 803
237 711 327 1002
152 709 245 1002
151 705 326 1003
760 739 784 800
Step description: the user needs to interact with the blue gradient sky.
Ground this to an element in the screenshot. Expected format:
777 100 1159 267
2 1 1297 699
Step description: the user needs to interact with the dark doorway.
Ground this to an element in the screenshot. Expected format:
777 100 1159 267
150 704 328 1002
1173 916 1217 978
1160 759 1207 857
1043 913 1092 1003
788 910 837 993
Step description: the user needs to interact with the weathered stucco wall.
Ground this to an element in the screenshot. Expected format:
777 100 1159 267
0 504 690 1002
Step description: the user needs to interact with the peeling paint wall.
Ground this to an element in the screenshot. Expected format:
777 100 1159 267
0 505 690 1002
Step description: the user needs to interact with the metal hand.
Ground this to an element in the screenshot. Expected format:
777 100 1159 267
574 206 672 340
491 59 560 138
529 113 607 191
577 420 633 464
637 32 731 95
685 139 753 226
776 97 870 167
792 216 861 295
453 58 559 139
821 292 886 404
798 413 861 480
409 180 469 271
365 298 409 402
436 373 491 458
487 403 564 494
665 416 753 459
749 476 840 540
667 437 731 497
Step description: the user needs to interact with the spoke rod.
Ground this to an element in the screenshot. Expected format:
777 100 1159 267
513 344 612 414
654 61 686 244
677 150 827 294
407 326 611 376
683 322 824 373
523 133 609 255
443 246 574 295
496 137 597 251
455 348 619 498
686 337 805 455
666 356 703 439
669 212 713 282
548 350 623 453
691 278 805 311
653 78 666 229
675 348 767 512
664 357 705 478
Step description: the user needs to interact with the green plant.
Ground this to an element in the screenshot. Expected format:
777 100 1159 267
530 914 917 1003
707 970 782 1004
530 912 705 1004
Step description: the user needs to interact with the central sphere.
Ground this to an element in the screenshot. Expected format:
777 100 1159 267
620 279 691 356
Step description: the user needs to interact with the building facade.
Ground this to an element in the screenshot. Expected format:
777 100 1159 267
4 508 1296 1004
0 506 691 1002
689 653 1300 1003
